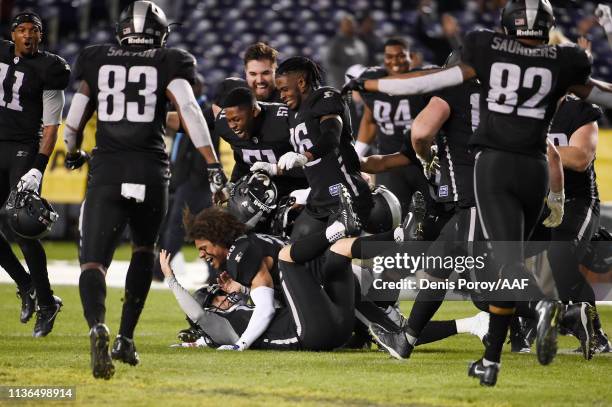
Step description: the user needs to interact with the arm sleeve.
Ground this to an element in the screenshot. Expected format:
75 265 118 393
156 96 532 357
236 286 276 349
377 66 464 96
584 86 612 109
167 78 213 148
42 90 65 126
306 116 342 159
166 276 206 324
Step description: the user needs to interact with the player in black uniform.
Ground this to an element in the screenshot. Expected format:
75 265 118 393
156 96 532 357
355 38 430 215
62 1 225 380
0 12 69 337
244 42 282 103
214 87 308 199
270 56 373 241
343 0 612 384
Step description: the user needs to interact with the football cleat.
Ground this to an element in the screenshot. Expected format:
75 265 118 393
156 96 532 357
468 359 498 387
17 286 36 323
177 327 203 343
368 323 413 360
593 329 611 354
90 323 115 380
396 191 426 242
560 302 595 361
111 335 140 366
32 295 62 337
535 299 563 365
338 184 361 237
509 316 531 353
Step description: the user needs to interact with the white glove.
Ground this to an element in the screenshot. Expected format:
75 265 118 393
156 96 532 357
278 152 308 170
250 162 278 176
290 188 310 205
596 4 612 33
17 169 42 192
417 145 440 181
217 341 246 351
543 190 564 228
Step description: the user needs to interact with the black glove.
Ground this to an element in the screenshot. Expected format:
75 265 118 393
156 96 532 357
341 77 366 96
207 162 227 193
65 150 90 170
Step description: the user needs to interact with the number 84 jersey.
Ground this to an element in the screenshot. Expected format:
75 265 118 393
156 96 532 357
463 30 591 156
74 44 196 186
0 40 70 142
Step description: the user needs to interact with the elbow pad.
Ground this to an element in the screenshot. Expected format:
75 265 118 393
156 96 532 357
167 78 212 148
378 66 464 96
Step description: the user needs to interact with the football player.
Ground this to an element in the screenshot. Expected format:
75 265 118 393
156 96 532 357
355 38 430 215
63 1 225 379
344 0 612 385
0 12 69 337
265 56 373 241
244 42 281 103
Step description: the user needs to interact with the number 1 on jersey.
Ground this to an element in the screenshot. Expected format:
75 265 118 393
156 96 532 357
0 63 24 111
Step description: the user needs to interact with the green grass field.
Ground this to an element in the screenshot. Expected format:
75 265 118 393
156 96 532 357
1 283 611 406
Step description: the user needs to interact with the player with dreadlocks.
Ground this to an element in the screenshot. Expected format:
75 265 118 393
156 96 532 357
253 56 373 247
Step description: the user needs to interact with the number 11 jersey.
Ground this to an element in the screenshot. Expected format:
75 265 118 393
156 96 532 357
74 44 196 186
462 30 591 156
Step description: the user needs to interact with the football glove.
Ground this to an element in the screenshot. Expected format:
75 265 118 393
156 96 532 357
543 190 565 228
17 169 42 192
250 161 278 176
596 4 612 34
278 152 308 170
64 150 90 170
217 341 246 351
341 76 366 96
417 145 440 182
207 163 228 193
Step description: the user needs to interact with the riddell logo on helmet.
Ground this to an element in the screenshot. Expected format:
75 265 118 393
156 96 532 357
127 37 154 44
516 29 544 36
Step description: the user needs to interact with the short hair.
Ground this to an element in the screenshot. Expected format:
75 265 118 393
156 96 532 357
243 42 279 66
183 207 247 248
219 87 256 109
213 77 248 105
276 56 324 88
384 37 408 50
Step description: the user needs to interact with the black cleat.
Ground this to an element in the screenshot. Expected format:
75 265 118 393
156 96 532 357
17 286 36 324
468 359 498 387
32 295 62 337
338 185 361 237
396 191 426 242
509 316 531 353
177 327 203 343
535 300 563 365
90 323 115 380
560 302 595 360
368 323 413 360
593 329 612 354
111 335 140 366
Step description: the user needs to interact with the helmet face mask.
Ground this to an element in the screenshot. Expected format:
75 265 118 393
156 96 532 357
227 172 278 230
501 0 555 41
115 1 169 48
5 189 59 240
193 284 247 311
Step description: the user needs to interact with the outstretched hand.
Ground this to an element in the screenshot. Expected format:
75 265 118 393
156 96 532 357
159 249 174 279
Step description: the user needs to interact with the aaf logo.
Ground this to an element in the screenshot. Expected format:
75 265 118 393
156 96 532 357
329 183 341 197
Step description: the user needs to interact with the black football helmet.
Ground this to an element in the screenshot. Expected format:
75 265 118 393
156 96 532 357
581 227 612 274
501 0 555 41
363 186 402 234
116 1 169 48
227 172 278 230
5 189 59 240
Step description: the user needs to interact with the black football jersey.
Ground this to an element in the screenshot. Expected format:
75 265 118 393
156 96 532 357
214 102 308 196
462 30 591 156
74 44 196 186
0 40 70 142
548 95 601 202
225 233 286 299
359 66 429 155
288 87 372 215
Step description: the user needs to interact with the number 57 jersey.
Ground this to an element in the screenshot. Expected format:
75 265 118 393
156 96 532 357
74 44 197 186
462 30 592 156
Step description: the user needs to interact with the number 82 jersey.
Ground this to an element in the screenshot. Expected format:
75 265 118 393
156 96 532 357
74 44 196 186
462 30 591 156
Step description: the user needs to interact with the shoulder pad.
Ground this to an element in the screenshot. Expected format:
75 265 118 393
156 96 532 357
308 87 345 117
42 52 71 90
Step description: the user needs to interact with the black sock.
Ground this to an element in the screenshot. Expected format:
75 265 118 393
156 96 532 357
290 231 332 263
119 251 154 339
416 321 458 345
79 268 107 328
483 313 512 364
18 237 53 306
514 301 537 319
0 232 31 290
350 231 396 259
405 288 447 337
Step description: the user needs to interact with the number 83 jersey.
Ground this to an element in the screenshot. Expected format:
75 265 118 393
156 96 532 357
0 40 70 142
74 44 196 186
462 30 591 156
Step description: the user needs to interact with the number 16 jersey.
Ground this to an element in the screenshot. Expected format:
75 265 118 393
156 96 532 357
74 44 196 186
462 30 591 157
